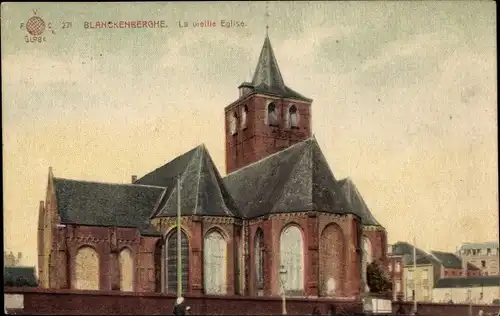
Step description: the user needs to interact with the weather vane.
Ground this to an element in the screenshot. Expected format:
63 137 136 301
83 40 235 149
265 1 270 35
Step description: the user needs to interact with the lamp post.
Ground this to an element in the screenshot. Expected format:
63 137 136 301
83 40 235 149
279 265 288 315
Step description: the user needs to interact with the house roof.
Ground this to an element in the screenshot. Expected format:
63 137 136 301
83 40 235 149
53 178 165 236
459 242 499 251
137 144 240 218
338 178 382 227
223 137 357 219
435 276 500 288
431 251 463 269
392 242 438 266
249 35 312 102
4 267 37 287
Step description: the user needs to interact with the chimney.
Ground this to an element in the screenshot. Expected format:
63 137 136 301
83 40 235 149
131 175 137 183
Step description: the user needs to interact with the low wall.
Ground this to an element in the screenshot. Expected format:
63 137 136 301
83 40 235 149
4 287 360 315
4 287 500 315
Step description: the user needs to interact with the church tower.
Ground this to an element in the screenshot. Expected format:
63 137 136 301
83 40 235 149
225 34 313 174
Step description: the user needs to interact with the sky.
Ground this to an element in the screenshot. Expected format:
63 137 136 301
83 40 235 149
2 1 498 268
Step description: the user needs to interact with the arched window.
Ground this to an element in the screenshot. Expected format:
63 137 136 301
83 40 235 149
229 112 238 135
74 246 100 290
362 237 372 292
288 105 299 128
267 102 278 126
166 230 189 293
319 223 345 296
119 248 134 291
280 225 304 294
254 229 264 290
204 230 227 294
241 105 248 129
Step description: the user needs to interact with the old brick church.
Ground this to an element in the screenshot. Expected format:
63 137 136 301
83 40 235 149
37 34 387 299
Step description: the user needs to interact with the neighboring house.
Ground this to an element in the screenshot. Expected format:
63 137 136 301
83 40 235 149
431 250 481 278
3 251 23 267
391 242 440 302
433 276 500 304
458 242 500 276
387 244 404 300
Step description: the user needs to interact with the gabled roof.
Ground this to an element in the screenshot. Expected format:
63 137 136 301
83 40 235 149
137 145 240 218
248 35 312 102
338 178 382 227
223 137 355 219
435 276 500 288
431 251 464 269
4 267 37 287
53 178 165 236
391 242 439 266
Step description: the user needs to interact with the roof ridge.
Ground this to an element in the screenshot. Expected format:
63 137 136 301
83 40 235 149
54 177 166 189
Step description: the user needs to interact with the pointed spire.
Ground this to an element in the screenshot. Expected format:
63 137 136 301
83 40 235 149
251 35 286 91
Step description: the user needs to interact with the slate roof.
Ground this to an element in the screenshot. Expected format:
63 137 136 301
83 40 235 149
53 178 165 236
4 267 37 287
435 276 500 288
391 242 438 266
136 145 240 218
223 137 356 219
338 178 382 227
248 35 312 102
431 251 468 269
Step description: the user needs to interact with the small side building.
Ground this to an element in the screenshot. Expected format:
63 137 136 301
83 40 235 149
432 276 500 304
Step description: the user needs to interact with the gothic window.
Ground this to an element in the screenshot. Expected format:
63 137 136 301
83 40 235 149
74 246 100 290
362 237 372 292
267 102 278 126
166 230 189 294
280 225 304 294
118 248 134 291
288 105 300 128
254 228 264 290
241 105 248 129
229 112 238 135
204 230 227 295
319 223 345 296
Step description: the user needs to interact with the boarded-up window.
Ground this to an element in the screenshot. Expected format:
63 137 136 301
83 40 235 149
119 248 134 291
254 229 264 289
280 225 304 293
166 230 189 293
319 224 345 296
204 230 227 294
75 246 100 290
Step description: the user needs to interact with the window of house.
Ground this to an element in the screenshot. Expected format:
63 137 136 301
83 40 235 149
395 262 401 272
395 279 401 292
481 260 486 268
388 263 392 272
407 270 413 279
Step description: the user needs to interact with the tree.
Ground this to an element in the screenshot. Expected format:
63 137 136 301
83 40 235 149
367 260 392 295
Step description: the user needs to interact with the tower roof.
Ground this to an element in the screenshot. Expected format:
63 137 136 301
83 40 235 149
249 35 312 102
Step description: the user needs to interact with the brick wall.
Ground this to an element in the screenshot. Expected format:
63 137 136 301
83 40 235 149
4 287 360 315
6 287 500 316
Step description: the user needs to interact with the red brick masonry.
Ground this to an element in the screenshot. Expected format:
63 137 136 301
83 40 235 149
4 287 500 316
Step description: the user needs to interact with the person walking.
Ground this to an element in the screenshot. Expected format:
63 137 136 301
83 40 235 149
173 297 187 316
